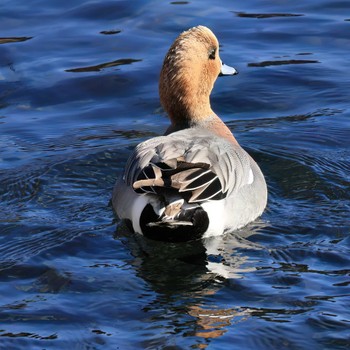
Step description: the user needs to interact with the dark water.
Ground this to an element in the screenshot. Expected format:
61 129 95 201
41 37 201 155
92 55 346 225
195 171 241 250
1 0 349 349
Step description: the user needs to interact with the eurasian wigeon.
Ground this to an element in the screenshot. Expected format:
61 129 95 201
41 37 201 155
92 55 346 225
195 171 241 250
112 25 267 242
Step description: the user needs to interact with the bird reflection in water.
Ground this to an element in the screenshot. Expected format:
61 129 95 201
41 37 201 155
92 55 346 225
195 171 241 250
114 222 266 348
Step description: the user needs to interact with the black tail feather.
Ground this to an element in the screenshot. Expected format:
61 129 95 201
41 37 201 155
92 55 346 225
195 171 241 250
139 204 209 242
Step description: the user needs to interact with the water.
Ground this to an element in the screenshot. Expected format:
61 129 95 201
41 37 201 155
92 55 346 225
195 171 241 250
1 0 349 349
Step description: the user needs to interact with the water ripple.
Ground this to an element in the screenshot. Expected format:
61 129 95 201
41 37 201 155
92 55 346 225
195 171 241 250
0 0 349 349
234 12 304 19
0 37 32 44
65 58 142 73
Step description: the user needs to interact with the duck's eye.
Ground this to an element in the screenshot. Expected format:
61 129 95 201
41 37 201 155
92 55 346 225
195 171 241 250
209 48 216 60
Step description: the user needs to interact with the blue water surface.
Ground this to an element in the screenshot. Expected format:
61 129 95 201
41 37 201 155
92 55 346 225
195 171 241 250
0 0 349 349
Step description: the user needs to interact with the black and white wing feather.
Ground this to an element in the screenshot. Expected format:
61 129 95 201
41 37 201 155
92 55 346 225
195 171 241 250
124 129 252 203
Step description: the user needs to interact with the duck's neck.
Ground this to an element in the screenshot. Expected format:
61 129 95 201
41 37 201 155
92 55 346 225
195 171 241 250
160 64 238 144
165 111 239 145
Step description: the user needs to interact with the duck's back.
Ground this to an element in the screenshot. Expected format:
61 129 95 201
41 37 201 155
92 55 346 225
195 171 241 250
112 128 267 241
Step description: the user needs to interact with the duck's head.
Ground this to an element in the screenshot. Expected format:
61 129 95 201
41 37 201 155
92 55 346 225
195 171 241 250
159 25 237 126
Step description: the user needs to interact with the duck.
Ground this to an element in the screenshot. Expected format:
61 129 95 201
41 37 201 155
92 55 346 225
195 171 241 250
112 25 267 242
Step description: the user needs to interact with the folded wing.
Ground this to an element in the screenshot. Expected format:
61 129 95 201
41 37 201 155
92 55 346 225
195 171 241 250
124 129 251 203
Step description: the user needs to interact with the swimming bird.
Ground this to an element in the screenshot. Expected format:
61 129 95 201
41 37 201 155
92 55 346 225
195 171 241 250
112 25 267 242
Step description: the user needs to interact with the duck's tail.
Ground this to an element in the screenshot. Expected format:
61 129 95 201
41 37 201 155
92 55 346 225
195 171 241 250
139 196 209 242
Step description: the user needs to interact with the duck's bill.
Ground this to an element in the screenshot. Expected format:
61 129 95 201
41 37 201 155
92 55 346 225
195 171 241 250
219 62 238 76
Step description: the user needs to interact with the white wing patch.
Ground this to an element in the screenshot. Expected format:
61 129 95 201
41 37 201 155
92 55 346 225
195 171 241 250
247 168 254 185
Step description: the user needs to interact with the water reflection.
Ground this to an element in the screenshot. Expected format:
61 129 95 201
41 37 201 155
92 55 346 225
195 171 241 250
115 222 267 348
65 58 142 73
248 59 319 67
0 37 32 45
233 12 303 19
100 30 121 35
